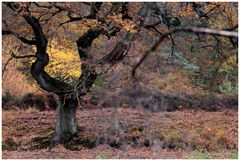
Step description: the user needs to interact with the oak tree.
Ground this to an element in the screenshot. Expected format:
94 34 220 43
2 2 238 144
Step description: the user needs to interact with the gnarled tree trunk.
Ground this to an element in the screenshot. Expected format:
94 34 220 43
55 96 78 142
4 3 80 143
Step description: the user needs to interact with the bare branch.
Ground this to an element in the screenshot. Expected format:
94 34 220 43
76 28 102 59
58 17 84 27
12 52 36 59
58 2 102 27
2 51 35 77
224 24 238 31
2 56 13 77
205 4 221 15
132 26 238 78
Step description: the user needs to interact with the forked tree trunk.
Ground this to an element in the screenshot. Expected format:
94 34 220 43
6 2 149 144
55 96 78 143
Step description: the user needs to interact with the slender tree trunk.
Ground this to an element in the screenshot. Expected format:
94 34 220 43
55 96 78 143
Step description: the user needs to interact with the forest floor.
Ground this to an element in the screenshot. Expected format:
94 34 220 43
2 106 238 159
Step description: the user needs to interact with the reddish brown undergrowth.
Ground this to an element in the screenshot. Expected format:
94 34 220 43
2 106 238 159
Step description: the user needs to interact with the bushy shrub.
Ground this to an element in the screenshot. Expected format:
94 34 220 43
91 76 105 90
218 66 238 94
2 91 58 111
2 90 22 108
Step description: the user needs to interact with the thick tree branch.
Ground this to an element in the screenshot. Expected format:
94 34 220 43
76 28 102 59
120 2 132 20
75 3 152 94
99 3 155 65
12 52 36 59
5 2 73 96
144 20 162 29
2 29 36 45
132 26 238 78
59 2 102 27
99 40 131 65
75 28 102 96
88 2 102 19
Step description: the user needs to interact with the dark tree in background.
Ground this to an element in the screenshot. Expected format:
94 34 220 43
2 2 238 143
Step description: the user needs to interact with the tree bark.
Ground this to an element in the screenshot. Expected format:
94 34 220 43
55 96 78 143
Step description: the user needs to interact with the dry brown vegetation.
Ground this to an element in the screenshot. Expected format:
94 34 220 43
2 106 238 159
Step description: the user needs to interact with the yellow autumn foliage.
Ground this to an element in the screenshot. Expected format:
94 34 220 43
220 55 237 69
108 14 138 33
31 39 81 84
